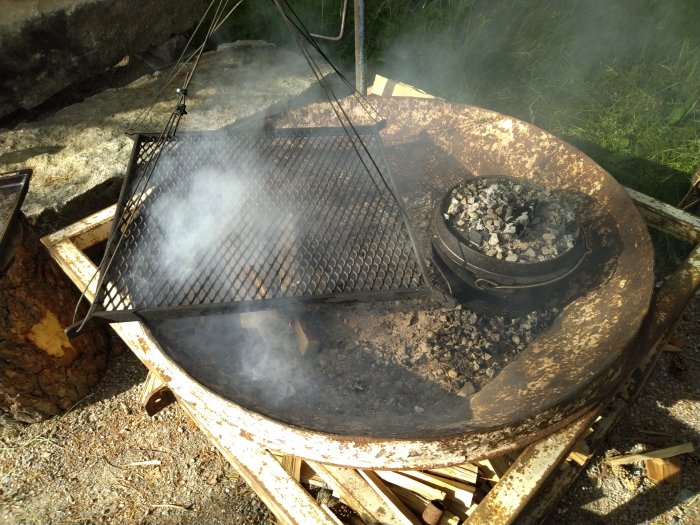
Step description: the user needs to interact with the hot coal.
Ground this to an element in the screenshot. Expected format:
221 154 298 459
444 178 578 262
339 302 559 396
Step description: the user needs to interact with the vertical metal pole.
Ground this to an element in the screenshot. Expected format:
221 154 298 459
354 0 367 95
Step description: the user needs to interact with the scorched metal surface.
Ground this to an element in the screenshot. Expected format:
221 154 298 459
92 124 427 322
120 96 656 461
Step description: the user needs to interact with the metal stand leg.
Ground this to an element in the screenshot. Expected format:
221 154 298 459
354 0 367 95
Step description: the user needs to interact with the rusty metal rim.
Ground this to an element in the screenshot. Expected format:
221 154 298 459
120 97 653 468
42 97 655 469
133 326 610 469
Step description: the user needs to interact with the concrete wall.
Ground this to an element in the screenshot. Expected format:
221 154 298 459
0 0 210 118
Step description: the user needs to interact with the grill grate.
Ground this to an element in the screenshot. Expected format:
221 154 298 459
92 125 427 322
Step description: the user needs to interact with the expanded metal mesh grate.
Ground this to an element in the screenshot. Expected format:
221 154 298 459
92 125 426 322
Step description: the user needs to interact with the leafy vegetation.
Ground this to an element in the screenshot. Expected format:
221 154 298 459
222 0 699 205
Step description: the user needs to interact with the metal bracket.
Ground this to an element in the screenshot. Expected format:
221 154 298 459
140 371 176 416
309 0 349 41
308 0 366 95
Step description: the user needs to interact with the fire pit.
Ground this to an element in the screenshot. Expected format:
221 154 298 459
77 97 653 467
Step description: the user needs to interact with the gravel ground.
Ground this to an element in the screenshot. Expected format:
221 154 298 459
1 48 698 525
0 293 697 525
545 293 700 525
0 338 275 525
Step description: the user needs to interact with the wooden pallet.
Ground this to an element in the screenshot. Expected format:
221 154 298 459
40 185 700 525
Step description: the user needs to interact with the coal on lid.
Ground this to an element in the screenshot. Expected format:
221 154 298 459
444 177 578 263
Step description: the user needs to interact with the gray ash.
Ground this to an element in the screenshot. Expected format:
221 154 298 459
150 300 559 435
444 178 577 262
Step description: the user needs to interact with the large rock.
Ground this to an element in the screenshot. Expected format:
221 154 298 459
0 41 330 233
0 0 210 117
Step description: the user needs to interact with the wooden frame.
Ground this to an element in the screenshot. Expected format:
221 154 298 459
40 187 700 525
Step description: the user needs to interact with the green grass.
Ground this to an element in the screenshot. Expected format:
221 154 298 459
221 0 700 206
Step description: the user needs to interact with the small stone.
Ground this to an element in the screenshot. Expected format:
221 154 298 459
414 405 424 413
447 369 458 379
512 335 521 344
456 382 475 397
488 233 499 246
505 253 518 262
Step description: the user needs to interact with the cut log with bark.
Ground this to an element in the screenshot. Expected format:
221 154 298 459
0 217 109 422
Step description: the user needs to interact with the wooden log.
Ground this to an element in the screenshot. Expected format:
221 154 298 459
140 370 176 416
307 461 415 525
402 470 475 508
359 471 422 525
427 464 479 485
0 217 109 422
280 456 303 482
606 443 694 466
422 500 445 525
374 471 447 502
384 483 430 516
477 456 512 483
293 318 320 356
644 457 682 486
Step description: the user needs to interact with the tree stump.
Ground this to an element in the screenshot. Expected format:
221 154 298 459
0 217 109 422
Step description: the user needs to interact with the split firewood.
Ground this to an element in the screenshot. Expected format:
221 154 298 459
299 461 321 485
293 318 320 355
280 455 303 482
606 442 694 466
667 337 686 349
385 484 461 525
645 456 682 486
239 310 298 355
374 471 446 502
240 310 283 330
249 270 268 300
477 456 512 483
387 483 429 516
307 462 417 525
427 463 479 485
358 471 422 525
567 426 594 466
402 470 475 508
120 187 154 235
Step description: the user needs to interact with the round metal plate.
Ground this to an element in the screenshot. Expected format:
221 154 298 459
144 98 654 468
